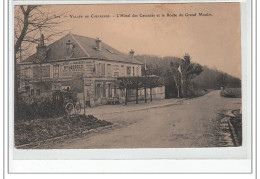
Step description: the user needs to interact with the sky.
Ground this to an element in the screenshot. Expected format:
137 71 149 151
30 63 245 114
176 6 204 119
17 3 241 78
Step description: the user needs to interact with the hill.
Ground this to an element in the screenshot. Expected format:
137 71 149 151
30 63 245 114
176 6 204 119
135 55 241 98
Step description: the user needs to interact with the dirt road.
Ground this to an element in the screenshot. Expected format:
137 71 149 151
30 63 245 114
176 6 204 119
39 90 241 148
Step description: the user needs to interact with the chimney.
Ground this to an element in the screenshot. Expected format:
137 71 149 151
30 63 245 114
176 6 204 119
95 38 102 51
129 49 134 59
36 34 47 62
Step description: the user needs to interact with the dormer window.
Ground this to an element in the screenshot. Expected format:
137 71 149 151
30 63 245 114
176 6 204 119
66 40 75 58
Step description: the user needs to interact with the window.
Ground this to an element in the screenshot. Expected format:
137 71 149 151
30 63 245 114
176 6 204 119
23 68 31 78
95 63 105 77
45 83 51 91
113 85 117 97
36 89 41 95
33 66 41 79
107 64 111 77
25 86 30 92
95 83 102 98
113 65 119 77
114 72 119 77
101 64 105 77
127 66 131 76
103 82 106 97
53 65 59 78
96 63 100 76
108 84 112 98
136 66 141 76
121 65 125 76
132 67 135 76
31 89 34 95
42 65 50 78
113 65 119 71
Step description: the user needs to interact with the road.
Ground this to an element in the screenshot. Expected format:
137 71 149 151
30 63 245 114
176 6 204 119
40 90 241 149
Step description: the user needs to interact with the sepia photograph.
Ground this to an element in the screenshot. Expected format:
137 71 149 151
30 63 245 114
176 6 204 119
13 3 243 150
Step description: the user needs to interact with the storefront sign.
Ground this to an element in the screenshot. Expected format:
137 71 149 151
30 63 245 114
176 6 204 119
62 61 85 77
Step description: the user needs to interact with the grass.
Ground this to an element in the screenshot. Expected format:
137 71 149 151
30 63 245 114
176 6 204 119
15 115 112 147
229 110 242 146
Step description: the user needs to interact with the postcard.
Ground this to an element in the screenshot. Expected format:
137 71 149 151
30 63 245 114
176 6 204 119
8 1 253 173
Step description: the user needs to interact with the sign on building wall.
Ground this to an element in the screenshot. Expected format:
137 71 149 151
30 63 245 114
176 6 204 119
62 61 85 77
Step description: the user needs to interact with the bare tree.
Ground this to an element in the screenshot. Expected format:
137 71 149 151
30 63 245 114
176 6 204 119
14 5 67 58
14 5 67 118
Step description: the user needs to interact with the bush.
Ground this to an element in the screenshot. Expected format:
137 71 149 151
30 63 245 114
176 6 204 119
16 95 65 121
220 88 241 98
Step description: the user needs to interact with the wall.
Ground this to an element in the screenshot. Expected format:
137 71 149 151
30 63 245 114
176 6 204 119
19 58 144 107
19 59 141 81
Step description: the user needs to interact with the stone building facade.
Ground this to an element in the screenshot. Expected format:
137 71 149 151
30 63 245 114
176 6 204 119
19 33 165 107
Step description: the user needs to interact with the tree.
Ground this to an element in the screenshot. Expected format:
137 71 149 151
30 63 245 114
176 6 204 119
191 66 241 90
179 54 203 97
138 55 183 98
130 77 143 104
169 62 181 98
117 76 163 104
117 77 144 104
216 73 228 88
117 77 132 105
14 5 66 118
145 76 164 102
14 6 66 57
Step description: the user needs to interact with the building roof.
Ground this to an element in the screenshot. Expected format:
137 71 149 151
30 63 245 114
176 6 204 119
22 33 143 65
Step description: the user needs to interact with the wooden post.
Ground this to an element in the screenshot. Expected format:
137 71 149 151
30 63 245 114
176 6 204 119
136 88 138 104
150 88 152 102
83 87 86 116
144 87 147 103
125 88 127 105
82 74 86 116
144 70 147 103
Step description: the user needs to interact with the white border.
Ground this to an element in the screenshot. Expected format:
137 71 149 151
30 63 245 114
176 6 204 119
6 0 254 174
12 0 247 5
